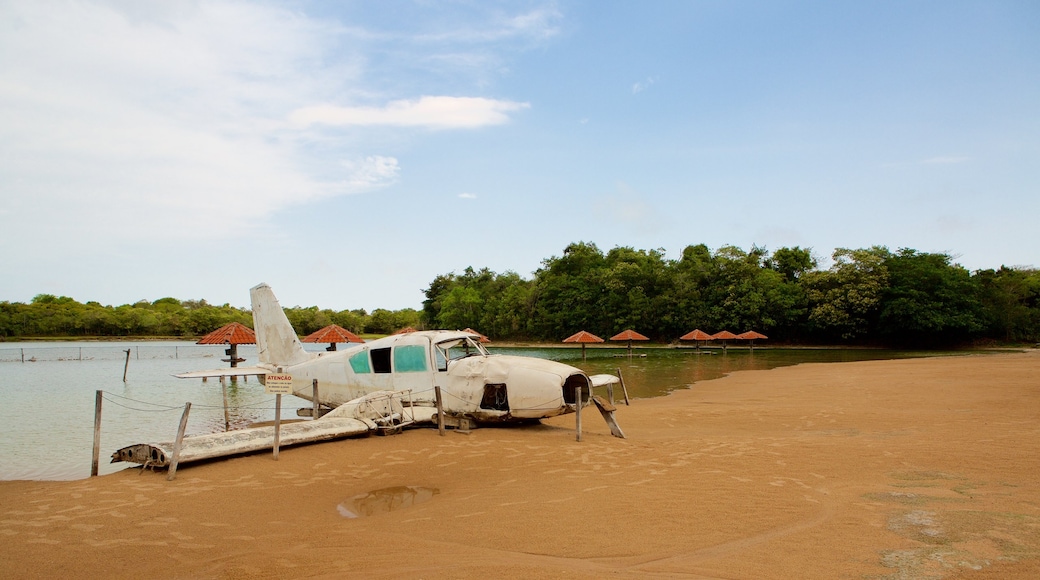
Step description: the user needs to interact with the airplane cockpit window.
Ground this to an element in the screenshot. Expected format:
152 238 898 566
349 350 371 374
434 336 488 371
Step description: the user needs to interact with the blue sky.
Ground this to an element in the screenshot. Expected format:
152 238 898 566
1 1 1037 311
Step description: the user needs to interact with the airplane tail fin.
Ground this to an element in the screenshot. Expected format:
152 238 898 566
250 283 312 367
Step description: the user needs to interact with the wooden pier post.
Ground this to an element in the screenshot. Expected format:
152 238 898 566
435 386 445 436
122 349 131 382
91 390 102 477
168 402 191 481
312 379 319 419
220 376 230 432
575 385 583 442
616 368 630 406
273 394 282 460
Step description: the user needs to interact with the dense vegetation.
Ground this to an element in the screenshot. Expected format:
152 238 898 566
0 296 420 340
421 243 1039 347
3 243 1038 347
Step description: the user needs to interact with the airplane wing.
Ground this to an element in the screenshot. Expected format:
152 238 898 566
173 366 270 379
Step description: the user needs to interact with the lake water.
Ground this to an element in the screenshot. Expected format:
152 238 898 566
0 340 951 481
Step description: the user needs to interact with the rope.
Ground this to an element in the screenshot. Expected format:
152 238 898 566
101 395 182 413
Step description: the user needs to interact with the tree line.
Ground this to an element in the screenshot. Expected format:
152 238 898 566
421 242 1039 347
4 242 1038 347
0 296 420 340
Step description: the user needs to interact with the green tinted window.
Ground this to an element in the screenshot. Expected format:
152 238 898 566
394 345 427 373
349 351 371 374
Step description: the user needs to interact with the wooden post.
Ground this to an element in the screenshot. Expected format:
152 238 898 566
168 402 191 481
435 386 445 436
122 349 131 382
20 348 24 363
273 394 282 460
575 385 583 442
91 390 102 477
312 379 319 419
220 376 230 432
607 383 614 405
616 368 630 406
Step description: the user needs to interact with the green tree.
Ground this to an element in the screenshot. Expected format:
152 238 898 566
976 267 1040 342
531 242 609 339
802 247 890 341
877 249 983 346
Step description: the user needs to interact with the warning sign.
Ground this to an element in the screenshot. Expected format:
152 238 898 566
264 373 294 395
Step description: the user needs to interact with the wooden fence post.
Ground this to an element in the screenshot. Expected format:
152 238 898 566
273 394 282 460
168 402 191 481
122 349 131 382
616 368 630 406
220 376 230 432
435 386 445 436
91 390 102 477
575 385 583 442
312 379 319 419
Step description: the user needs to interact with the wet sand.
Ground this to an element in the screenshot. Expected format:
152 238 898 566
2 351 1038 579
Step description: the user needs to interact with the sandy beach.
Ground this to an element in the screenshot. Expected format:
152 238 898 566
2 351 1038 579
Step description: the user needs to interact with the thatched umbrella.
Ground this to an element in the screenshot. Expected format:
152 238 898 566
197 322 255 368
712 330 738 352
610 329 650 357
680 328 712 351
736 330 768 351
462 328 490 343
563 330 604 361
302 324 364 351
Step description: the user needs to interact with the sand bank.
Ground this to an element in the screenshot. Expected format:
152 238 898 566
2 351 1038 579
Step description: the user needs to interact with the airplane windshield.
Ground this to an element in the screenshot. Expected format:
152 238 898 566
434 336 488 370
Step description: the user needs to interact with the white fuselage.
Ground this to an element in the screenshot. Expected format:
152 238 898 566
265 330 590 422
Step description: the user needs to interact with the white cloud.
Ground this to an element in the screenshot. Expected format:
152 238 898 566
340 156 400 191
0 1 537 251
458 192 478 199
0 1 359 243
290 96 530 129
413 6 562 44
632 76 656 94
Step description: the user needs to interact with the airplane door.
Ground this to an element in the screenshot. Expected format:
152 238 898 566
391 340 435 400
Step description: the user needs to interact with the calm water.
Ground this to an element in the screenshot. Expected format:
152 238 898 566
0 340 957 481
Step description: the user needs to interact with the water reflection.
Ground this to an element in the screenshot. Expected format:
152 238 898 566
337 486 439 518
489 346 960 399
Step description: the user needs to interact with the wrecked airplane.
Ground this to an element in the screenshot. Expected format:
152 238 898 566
112 283 624 469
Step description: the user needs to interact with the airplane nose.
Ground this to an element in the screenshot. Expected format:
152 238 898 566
563 373 591 406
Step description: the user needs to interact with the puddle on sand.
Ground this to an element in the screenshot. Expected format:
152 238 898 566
337 486 440 518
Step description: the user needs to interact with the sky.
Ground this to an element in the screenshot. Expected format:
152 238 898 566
2 1 1037 312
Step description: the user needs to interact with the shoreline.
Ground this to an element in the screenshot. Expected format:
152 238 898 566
2 351 1038 578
